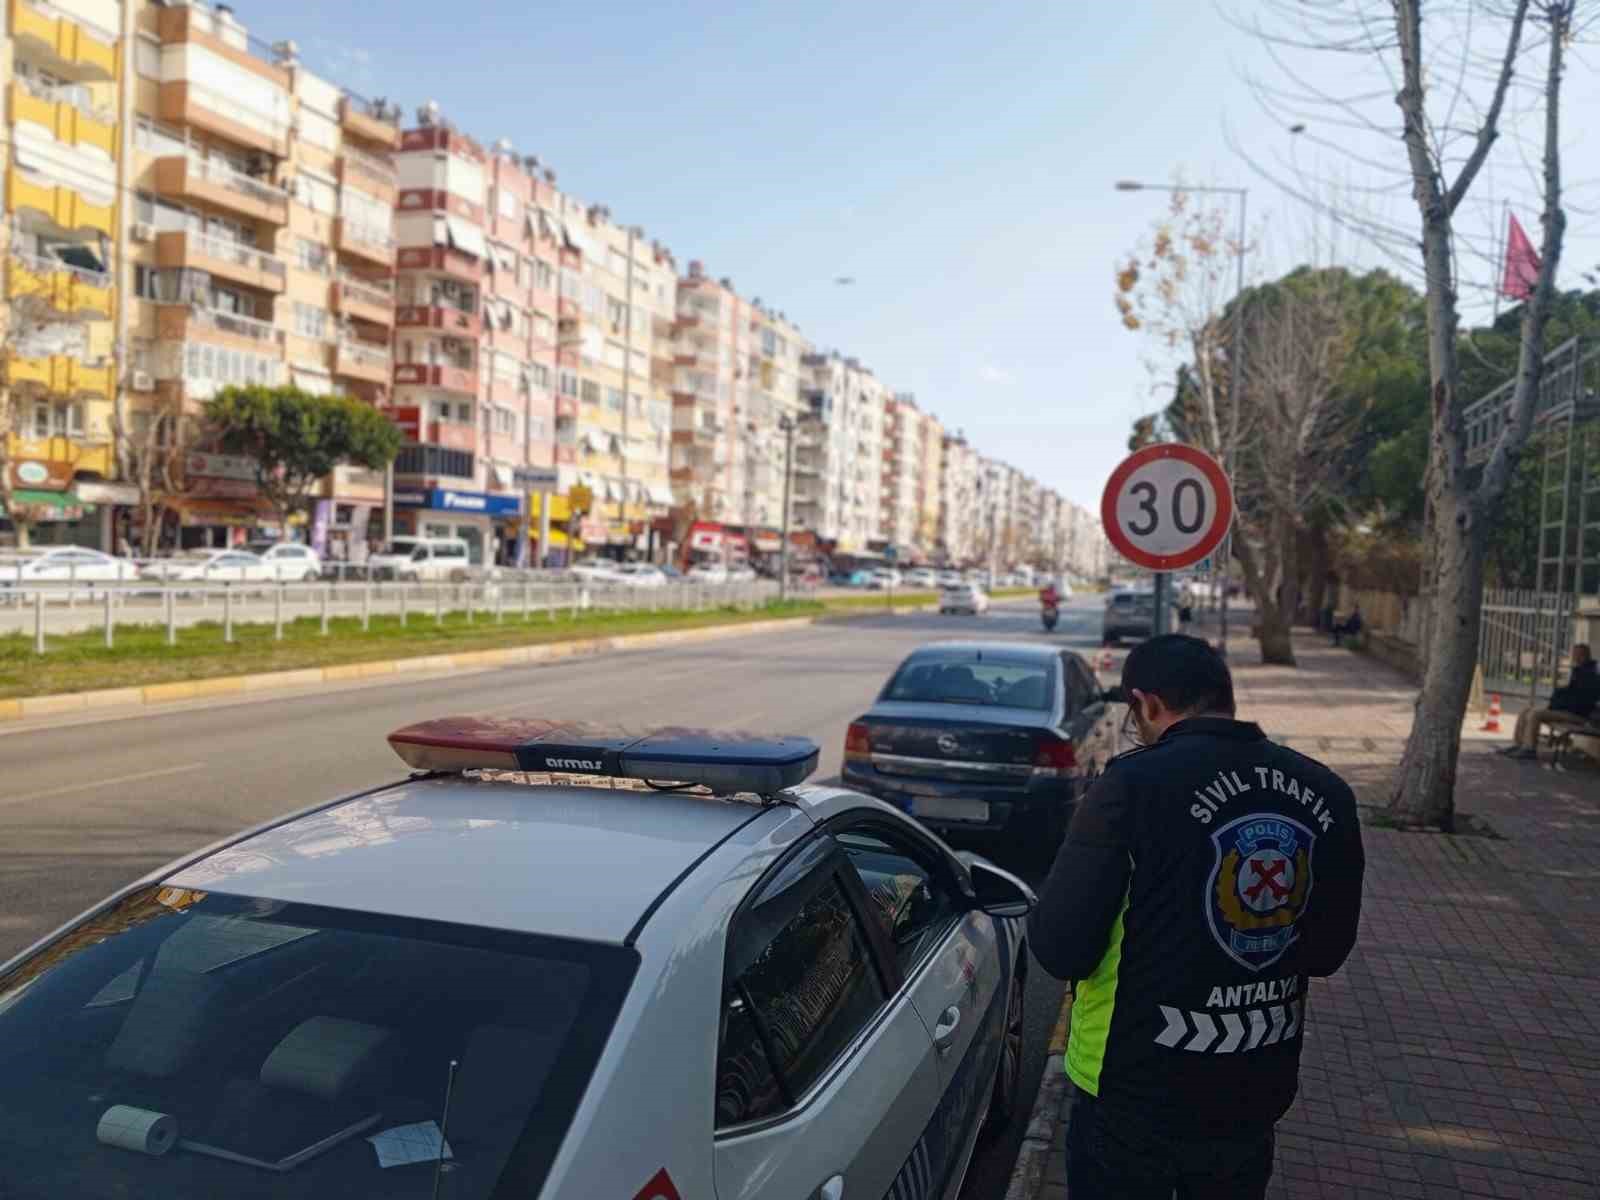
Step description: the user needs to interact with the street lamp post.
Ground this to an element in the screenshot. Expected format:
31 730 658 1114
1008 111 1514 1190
1114 179 1247 658
778 415 794 603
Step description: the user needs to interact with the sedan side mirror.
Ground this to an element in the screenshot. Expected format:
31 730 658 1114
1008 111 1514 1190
967 858 1037 918
1100 685 1125 704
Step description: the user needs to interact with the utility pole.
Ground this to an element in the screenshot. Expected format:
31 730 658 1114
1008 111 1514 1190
618 225 636 556
778 416 794 602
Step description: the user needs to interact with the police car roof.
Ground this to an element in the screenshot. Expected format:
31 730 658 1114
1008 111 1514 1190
163 775 769 945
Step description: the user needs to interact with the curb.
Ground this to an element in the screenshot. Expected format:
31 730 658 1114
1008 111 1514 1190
0 603 942 724
1003 989 1074 1200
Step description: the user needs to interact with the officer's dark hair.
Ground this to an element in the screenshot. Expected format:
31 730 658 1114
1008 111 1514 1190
1121 634 1236 718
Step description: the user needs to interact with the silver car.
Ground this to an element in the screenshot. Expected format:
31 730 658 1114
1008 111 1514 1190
0 718 1033 1200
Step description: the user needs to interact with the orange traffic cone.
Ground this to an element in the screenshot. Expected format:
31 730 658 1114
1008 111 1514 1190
1481 693 1502 733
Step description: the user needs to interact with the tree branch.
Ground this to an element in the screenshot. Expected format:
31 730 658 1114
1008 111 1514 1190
1443 0 1532 216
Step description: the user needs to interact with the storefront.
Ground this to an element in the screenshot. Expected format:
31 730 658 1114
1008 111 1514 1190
684 521 749 568
393 487 521 566
2 457 100 549
174 453 277 549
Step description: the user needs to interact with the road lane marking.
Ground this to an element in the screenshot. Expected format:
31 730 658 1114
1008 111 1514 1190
2 762 208 808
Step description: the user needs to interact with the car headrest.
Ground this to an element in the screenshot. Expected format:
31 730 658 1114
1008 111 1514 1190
259 1016 391 1102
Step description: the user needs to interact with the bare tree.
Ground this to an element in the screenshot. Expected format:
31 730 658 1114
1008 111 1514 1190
110 389 199 558
1233 2 1579 827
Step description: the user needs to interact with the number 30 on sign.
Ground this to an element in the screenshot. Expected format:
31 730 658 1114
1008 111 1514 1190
1100 444 1234 572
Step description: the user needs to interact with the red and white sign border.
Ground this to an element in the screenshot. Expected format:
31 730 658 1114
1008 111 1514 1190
1100 443 1234 572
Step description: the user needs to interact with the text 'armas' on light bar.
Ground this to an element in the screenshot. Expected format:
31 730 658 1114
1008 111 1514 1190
387 717 821 794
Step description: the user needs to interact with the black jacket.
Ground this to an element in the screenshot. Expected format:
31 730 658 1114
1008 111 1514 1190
1028 717 1364 1136
1550 660 1600 718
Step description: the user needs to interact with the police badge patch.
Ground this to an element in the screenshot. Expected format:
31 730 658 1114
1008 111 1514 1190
1205 813 1315 972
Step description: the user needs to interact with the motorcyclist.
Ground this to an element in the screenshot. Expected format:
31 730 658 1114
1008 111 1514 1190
1040 580 1061 610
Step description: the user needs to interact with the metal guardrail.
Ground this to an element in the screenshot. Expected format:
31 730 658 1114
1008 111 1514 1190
0 575 792 655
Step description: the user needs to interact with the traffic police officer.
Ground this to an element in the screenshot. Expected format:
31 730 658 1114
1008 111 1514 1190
1030 634 1364 1199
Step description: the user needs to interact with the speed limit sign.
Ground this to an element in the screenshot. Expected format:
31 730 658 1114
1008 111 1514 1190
1101 444 1233 571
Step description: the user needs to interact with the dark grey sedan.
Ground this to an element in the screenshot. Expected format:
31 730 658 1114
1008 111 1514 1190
842 642 1123 861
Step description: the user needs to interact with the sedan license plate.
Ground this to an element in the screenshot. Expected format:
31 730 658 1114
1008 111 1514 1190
911 796 990 823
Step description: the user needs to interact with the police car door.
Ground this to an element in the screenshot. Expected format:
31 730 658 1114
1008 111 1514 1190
714 833 941 1200
834 821 1006 1199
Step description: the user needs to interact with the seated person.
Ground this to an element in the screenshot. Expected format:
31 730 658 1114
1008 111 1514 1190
1503 643 1600 760
1331 606 1364 645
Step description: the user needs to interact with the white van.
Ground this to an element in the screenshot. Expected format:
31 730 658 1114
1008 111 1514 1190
368 536 472 582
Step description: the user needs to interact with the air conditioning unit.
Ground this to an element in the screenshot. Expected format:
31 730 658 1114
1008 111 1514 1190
131 222 155 243
131 371 155 392
442 337 466 353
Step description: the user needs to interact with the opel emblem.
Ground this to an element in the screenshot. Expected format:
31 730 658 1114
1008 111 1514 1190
937 734 959 754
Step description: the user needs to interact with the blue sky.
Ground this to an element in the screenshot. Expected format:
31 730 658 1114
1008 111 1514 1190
250 0 1600 511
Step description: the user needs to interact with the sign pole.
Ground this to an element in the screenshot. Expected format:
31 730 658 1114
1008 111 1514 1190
1153 570 1170 637
538 500 551 571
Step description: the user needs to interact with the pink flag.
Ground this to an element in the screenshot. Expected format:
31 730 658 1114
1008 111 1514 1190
1501 213 1542 301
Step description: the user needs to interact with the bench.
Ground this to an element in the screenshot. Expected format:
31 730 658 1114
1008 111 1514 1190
1543 718 1600 768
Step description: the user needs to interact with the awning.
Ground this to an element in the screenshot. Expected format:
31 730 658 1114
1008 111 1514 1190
73 480 140 505
54 241 107 274
492 243 517 272
562 221 591 259
2 489 93 516
603 478 622 501
444 215 486 259
492 463 514 489
579 432 599 453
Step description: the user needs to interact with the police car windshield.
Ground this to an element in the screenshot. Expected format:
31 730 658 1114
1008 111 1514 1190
0 887 636 1199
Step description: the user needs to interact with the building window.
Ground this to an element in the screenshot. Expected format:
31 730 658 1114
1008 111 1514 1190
293 303 330 341
605 387 625 413
494 408 516 435
528 362 551 390
527 415 547 440
295 238 330 274
497 189 519 221
534 260 556 291
580 379 601 406
559 371 578 398
394 445 475 479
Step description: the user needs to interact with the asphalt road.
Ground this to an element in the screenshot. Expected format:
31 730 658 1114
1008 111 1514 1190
0 592 1107 1197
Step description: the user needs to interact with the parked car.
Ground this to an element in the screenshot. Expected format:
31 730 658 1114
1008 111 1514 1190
0 547 138 586
867 568 903 590
367 536 473 582
937 569 964 587
139 549 274 584
0 716 1036 1200
613 562 667 588
245 541 324 582
687 562 728 584
569 558 625 585
1102 588 1157 645
904 567 939 588
843 641 1123 860
726 565 758 583
939 582 990 616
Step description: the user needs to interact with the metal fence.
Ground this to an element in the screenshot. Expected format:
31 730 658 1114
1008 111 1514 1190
1478 588 1577 706
0 578 791 655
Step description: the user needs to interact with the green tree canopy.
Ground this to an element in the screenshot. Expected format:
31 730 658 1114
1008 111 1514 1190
205 385 402 527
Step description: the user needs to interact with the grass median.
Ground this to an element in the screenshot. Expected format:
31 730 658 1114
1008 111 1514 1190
0 589 956 700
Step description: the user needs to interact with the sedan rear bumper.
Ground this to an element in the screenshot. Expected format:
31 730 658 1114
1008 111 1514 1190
840 763 1080 841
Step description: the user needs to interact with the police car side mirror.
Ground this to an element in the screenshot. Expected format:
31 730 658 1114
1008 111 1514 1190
1100 685 1125 704
968 858 1036 918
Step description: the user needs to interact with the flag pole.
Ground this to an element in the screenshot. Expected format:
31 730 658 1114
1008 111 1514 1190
1492 200 1508 325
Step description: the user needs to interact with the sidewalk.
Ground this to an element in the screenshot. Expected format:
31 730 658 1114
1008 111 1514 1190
1035 631 1600 1199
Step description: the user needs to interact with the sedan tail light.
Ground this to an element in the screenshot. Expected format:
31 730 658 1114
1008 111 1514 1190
844 721 872 763
1032 733 1077 777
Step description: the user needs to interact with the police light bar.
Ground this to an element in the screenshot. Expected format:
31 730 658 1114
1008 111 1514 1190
387 717 820 794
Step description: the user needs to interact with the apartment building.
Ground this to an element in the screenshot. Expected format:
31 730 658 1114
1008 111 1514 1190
882 392 932 558
2 0 124 547
566 205 676 553
938 432 979 565
917 405 944 557
670 262 735 522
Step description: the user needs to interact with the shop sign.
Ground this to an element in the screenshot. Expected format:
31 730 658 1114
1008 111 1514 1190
753 531 781 552
515 466 560 492
395 488 521 516
391 406 422 439
186 453 256 482
9 460 72 491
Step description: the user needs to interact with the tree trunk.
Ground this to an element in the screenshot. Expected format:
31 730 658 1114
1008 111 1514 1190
1232 519 1298 666
1304 525 1331 627
1387 489 1485 830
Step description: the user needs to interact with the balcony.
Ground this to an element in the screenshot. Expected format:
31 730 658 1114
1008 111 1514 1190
155 304 285 349
6 354 112 399
153 154 289 226
426 421 477 453
158 82 290 158
156 230 287 294
394 362 478 395
337 145 397 204
395 304 480 338
334 219 397 270
555 396 579 419
335 339 392 385
10 0 117 82
8 80 116 157
331 276 394 327
5 167 114 239
396 244 480 282
339 94 401 150
7 250 113 319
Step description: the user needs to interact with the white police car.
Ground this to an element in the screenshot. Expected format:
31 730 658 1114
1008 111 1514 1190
0 718 1034 1200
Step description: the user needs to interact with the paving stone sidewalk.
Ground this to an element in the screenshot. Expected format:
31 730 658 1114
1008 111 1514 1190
1037 630 1600 1199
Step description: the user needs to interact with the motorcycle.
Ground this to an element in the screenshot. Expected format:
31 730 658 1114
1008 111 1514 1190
1040 604 1059 632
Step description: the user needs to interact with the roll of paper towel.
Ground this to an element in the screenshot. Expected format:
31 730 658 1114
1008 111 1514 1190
97 1105 178 1156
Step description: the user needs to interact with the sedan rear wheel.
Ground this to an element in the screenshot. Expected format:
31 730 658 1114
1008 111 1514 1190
982 969 1027 1139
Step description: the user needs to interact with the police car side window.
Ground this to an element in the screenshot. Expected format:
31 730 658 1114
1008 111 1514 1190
835 828 960 978
716 847 886 1130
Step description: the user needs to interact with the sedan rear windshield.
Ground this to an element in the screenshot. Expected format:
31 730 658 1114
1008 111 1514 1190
882 654 1054 709
0 888 636 1200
